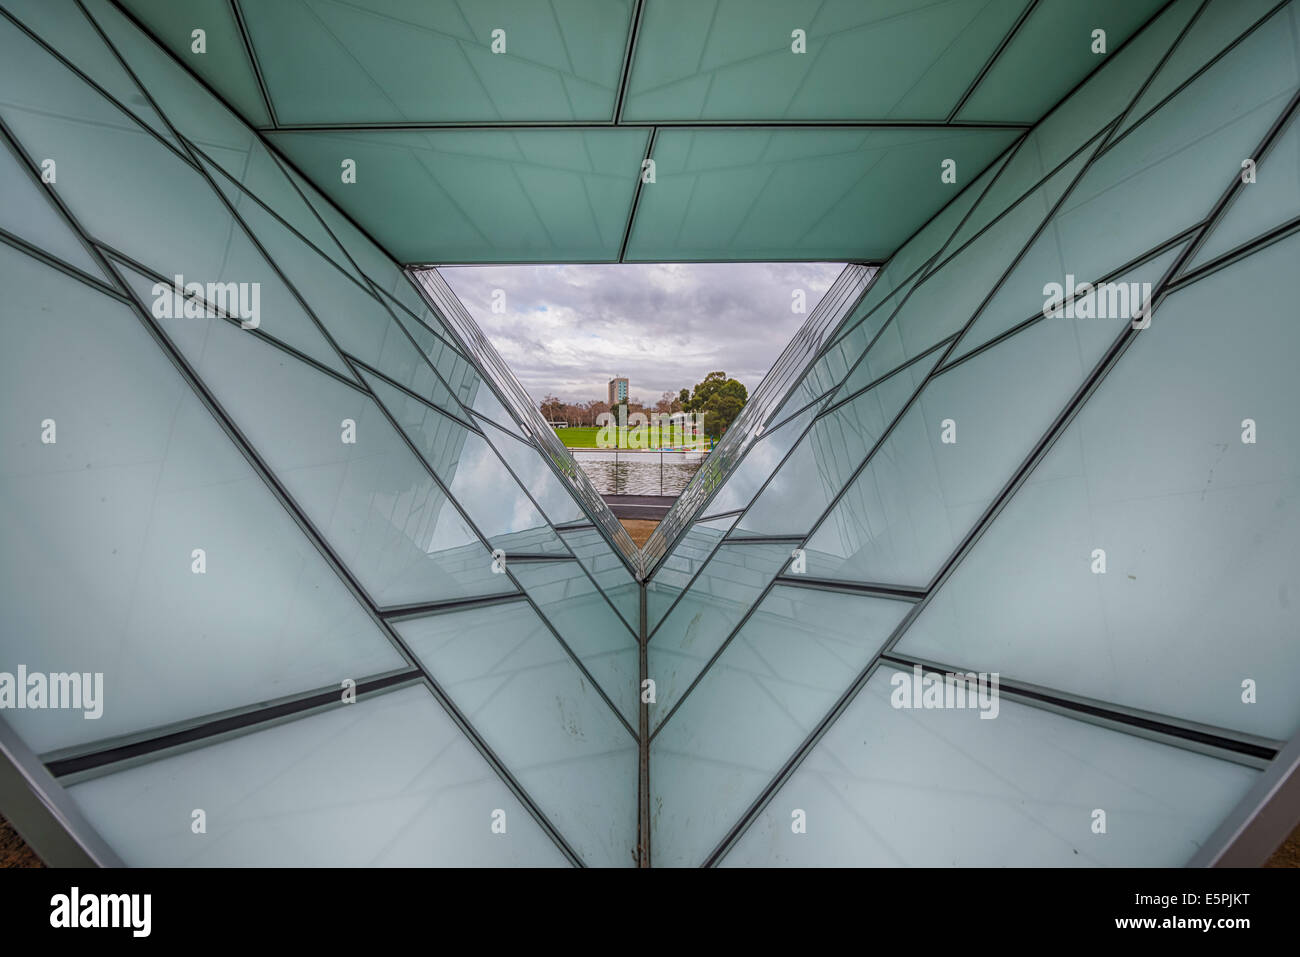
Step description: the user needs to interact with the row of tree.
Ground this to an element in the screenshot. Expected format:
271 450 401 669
540 371 748 436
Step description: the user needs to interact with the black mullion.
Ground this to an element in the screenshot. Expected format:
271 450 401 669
946 0 1039 122
229 0 277 128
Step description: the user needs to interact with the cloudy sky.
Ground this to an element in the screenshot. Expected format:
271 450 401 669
439 262 846 406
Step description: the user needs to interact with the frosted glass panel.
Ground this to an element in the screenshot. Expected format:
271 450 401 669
137 273 513 609
721 667 1257 867
804 302 1138 587
395 602 637 867
0 244 404 753
510 561 639 727
1189 110 1300 268
648 544 793 729
68 685 569 866
652 587 910 867
898 232 1300 741
0 137 104 280
646 514 736 632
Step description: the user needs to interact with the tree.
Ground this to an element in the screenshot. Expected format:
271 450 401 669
681 371 747 433
540 394 565 422
655 391 681 414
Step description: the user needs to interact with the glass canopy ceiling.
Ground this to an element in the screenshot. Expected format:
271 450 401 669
1 0 1299 869
105 0 1169 263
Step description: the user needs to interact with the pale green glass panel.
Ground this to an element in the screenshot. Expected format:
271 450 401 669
479 421 586 526
558 527 640 631
200 139 370 289
0 27 355 378
627 127 1018 262
971 21 1300 350
857 144 1094 385
198 163 470 406
623 0 1024 121
652 587 910 867
365 374 568 556
899 232 1300 741
958 0 1167 122
737 350 942 539
268 128 648 263
1189 109 1300 268
953 241 1186 365
395 601 637 867
947 0 1199 253
647 544 793 730
646 514 737 633
509 561 639 726
803 302 1138 587
119 0 271 125
721 667 1257 866
128 266 514 609
1117 0 1285 137
700 404 816 517
240 0 632 124
0 243 404 753
1 0 180 146
0 138 105 280
68 685 569 866
82 0 263 161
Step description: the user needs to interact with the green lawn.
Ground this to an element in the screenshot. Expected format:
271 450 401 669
554 426 709 449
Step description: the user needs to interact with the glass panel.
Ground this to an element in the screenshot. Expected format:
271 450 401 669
1117 0 1285 137
0 27 356 378
127 265 513 609
646 514 736 632
721 666 1257 866
0 137 105 280
945 0 1199 254
480 421 586 526
0 0 180 146
239 0 634 124
952 240 1186 365
118 0 272 126
197 157 460 403
199 139 369 289
803 300 1141 587
700 404 816 518
558 527 639 632
82 0 263 160
651 586 911 867
857 144 1094 384
979 15 1300 338
626 127 1018 262
509 561 639 727
647 544 793 729
623 0 1025 122
898 232 1300 741
364 374 568 556
0 243 404 754
395 602 637 868
67 685 569 866
957 0 1167 122
1189 108 1300 269
736 349 942 539
268 128 650 263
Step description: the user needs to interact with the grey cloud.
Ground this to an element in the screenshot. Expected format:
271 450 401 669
438 262 848 404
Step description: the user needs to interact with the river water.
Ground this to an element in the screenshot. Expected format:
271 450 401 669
572 449 705 496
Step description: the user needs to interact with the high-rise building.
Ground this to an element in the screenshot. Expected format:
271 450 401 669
0 0 1297 872
608 377 629 406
